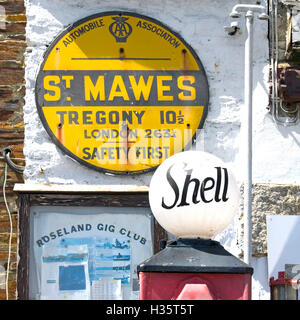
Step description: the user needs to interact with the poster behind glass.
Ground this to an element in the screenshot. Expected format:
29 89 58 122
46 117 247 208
29 206 153 300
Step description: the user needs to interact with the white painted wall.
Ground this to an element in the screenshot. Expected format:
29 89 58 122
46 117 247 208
23 0 274 185
24 0 300 300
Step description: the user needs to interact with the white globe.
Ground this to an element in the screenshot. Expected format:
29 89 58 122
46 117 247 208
149 151 240 239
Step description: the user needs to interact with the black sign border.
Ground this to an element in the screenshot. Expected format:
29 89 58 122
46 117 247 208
35 11 209 175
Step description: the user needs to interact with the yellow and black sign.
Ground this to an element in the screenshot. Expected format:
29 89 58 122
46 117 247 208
35 11 209 174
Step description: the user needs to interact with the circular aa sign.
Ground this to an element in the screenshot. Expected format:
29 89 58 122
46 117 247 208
35 11 209 174
149 151 240 239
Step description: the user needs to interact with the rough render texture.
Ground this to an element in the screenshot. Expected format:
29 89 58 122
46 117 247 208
251 183 300 257
0 0 26 299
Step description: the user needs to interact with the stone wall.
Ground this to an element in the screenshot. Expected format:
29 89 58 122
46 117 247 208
252 183 300 256
238 183 300 258
0 0 26 299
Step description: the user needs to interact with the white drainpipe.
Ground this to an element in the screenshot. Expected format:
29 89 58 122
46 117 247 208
229 4 269 265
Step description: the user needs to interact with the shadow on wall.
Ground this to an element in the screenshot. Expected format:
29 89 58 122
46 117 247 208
275 119 300 148
251 256 270 300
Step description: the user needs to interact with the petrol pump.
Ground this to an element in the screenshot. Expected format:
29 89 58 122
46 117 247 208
138 151 253 300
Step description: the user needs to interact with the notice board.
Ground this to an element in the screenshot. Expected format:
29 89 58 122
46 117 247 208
29 206 153 300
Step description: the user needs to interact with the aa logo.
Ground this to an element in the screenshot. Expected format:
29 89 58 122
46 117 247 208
109 16 132 43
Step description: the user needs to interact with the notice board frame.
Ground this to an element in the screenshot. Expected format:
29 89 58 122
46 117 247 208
14 184 167 300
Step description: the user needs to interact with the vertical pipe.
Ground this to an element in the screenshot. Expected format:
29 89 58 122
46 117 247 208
244 11 253 266
271 0 276 112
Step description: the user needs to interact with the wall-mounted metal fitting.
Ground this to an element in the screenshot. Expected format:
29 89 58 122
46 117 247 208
224 21 241 35
2 147 25 174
